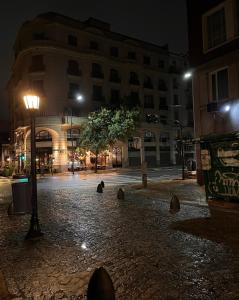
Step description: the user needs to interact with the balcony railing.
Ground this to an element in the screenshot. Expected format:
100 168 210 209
91 72 104 79
129 79 140 85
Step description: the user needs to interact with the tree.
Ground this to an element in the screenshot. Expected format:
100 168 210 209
78 107 139 172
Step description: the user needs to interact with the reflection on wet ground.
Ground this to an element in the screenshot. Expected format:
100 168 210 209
0 182 239 299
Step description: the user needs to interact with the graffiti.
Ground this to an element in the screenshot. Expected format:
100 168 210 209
201 149 211 171
217 148 239 167
208 169 239 198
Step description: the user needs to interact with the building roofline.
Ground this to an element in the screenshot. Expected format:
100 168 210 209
22 11 171 55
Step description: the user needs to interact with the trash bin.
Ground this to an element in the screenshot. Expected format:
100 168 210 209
11 181 32 214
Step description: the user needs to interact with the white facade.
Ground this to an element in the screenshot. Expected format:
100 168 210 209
8 13 194 172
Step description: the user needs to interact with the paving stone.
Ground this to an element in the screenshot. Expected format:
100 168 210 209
0 183 239 299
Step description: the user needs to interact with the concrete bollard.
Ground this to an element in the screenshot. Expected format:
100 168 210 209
169 194 180 214
87 267 115 300
117 188 125 200
97 184 103 193
101 181 105 188
142 173 147 188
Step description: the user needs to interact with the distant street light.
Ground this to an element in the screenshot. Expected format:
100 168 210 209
23 93 43 239
175 120 185 180
69 94 84 175
183 71 193 80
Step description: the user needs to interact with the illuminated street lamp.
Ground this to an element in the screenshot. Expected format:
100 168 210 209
183 71 193 80
23 93 43 239
69 93 84 175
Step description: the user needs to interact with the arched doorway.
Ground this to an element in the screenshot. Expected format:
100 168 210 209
36 130 53 172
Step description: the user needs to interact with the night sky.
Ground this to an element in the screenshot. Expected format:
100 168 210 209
0 0 188 121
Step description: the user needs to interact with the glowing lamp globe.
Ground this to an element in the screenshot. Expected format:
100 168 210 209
23 94 40 110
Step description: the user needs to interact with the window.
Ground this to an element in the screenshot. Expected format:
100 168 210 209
36 131 52 142
211 68 229 101
160 133 169 144
143 56 151 65
173 78 178 89
130 92 140 106
68 83 80 99
128 51 136 60
33 32 47 40
158 79 167 91
29 55 45 72
144 95 154 109
159 97 168 110
90 41 99 50
91 63 104 78
174 110 179 120
67 128 80 140
128 137 141 151
144 131 156 143
159 60 165 69
110 89 120 104
145 114 159 123
129 72 140 85
67 60 81 76
160 115 167 125
187 112 194 127
31 80 44 95
144 76 153 89
93 85 104 102
110 47 119 57
206 8 226 49
173 95 179 105
109 69 121 82
68 35 78 46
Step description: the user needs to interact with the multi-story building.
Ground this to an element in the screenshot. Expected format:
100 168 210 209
8 12 194 172
0 120 10 167
187 0 239 183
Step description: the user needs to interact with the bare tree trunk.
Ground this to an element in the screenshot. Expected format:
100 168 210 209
94 152 98 173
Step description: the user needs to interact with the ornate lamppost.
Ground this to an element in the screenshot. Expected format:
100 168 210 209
175 120 185 180
23 93 43 239
68 94 84 175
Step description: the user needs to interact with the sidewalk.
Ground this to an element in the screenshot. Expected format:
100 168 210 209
129 178 208 207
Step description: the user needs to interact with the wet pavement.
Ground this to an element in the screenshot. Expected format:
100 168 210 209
0 176 239 299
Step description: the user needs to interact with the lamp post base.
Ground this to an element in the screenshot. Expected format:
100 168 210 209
25 215 43 240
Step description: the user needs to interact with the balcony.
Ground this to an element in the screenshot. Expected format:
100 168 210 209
159 105 168 110
67 68 82 77
158 83 168 91
28 64 45 73
129 79 140 85
169 65 181 74
144 82 154 89
109 76 121 83
91 72 104 79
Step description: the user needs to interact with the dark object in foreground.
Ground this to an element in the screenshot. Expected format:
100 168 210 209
170 194 180 214
117 188 125 200
97 184 103 193
101 181 105 188
87 267 115 300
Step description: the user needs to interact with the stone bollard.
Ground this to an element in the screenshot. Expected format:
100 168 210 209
142 173 147 188
97 184 103 193
87 267 115 300
101 181 105 188
169 194 180 214
117 188 125 200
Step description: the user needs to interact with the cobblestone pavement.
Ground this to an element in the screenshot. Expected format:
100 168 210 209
0 181 239 299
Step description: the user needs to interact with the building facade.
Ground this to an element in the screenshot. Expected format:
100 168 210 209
8 12 194 172
187 0 239 183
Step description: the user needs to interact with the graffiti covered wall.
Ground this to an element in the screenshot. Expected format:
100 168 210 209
201 132 239 202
